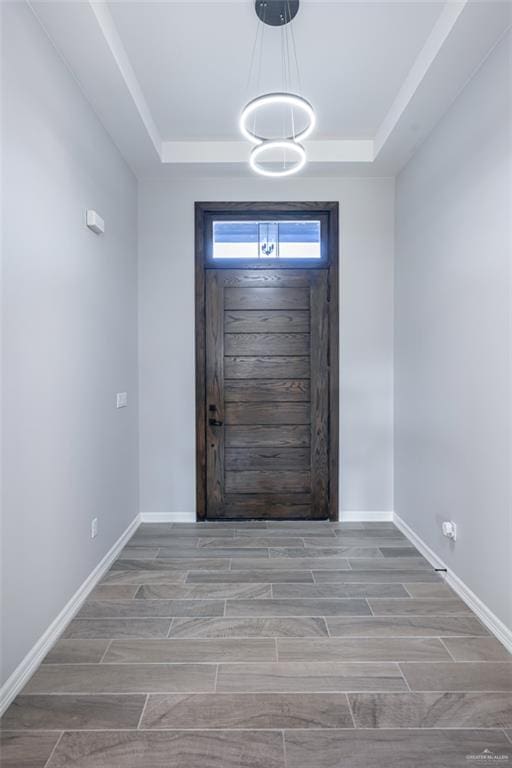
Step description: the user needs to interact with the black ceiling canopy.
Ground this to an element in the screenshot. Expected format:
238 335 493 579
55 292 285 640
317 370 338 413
255 1 300 27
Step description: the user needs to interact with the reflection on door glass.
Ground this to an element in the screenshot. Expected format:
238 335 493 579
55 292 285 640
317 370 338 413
212 220 321 259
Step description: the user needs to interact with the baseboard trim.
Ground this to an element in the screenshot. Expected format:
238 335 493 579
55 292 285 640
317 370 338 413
140 512 195 523
339 510 394 522
393 512 512 654
140 511 394 524
0 513 140 715
392 513 446 569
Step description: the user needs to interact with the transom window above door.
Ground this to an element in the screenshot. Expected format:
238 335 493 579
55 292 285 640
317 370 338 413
212 219 322 261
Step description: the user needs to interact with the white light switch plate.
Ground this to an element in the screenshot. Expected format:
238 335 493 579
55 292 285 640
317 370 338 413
116 392 128 408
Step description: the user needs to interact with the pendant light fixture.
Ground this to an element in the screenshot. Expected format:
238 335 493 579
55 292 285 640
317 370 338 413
241 0 315 177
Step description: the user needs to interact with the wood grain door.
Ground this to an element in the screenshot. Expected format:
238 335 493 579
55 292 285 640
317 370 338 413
205 268 330 520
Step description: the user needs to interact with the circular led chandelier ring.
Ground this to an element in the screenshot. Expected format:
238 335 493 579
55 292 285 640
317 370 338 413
240 92 316 145
250 140 306 178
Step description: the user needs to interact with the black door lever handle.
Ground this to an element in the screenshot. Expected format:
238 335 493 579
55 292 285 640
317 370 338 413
209 418 223 427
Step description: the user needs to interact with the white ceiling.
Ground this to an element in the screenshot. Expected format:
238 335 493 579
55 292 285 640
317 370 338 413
30 0 512 177
107 1 443 141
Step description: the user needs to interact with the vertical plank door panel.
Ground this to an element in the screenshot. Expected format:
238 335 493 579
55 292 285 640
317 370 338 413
205 268 331 520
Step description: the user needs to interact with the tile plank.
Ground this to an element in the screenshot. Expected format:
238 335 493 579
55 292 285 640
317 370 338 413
77 599 224 618
104 638 277 663
441 636 512 661
348 558 432 570
157 546 269 558
1 694 145 730
349 692 512 728
169 617 329 638
368 599 471 615
284 729 512 768
226 598 371 617
231 558 350 571
326 616 490 637
135 584 272 600
119 547 159 559
43 639 110 664
401 662 512 691
199 536 304 548
24 664 217 694
101 570 187 585
379 547 419 557
217 662 407 692
47 730 285 768
240 528 335 538
62 618 171 639
278 637 452 662
269 547 383 558
313 570 442 583
187 570 314 583
307 537 412 548
142 692 353 729
0 732 61 768
403 583 458 598
89 585 139 600
111 558 230 571
272 584 409 599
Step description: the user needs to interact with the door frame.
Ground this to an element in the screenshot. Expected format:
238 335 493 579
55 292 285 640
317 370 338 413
195 201 339 521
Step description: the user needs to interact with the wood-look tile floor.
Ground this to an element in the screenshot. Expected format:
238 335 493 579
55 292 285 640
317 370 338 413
2 521 512 767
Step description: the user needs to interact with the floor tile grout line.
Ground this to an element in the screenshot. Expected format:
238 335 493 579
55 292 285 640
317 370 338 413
10 689 512 698
38 653 508 665
136 693 150 730
98 639 113 664
4 727 512 735
42 730 64 768
6 689 512 699
397 661 413 692
439 637 457 661
282 729 288 768
71 609 479 620
345 692 358 729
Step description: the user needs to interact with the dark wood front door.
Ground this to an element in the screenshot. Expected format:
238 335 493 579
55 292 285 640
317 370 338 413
195 202 339 521
206 268 330 520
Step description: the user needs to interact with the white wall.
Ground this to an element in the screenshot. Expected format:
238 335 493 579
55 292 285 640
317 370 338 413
1 3 139 685
138 177 394 519
395 32 512 629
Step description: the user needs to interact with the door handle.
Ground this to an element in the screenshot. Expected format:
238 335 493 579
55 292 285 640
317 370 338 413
209 418 223 427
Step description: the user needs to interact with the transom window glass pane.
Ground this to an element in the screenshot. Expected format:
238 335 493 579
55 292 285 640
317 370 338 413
212 220 321 260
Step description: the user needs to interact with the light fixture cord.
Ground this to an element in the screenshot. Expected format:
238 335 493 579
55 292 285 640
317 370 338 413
253 2 267 137
245 12 262 98
281 21 287 148
284 4 296 144
288 0 303 96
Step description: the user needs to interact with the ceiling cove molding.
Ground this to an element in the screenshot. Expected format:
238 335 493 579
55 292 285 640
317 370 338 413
161 139 374 165
374 1 467 157
89 1 162 157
